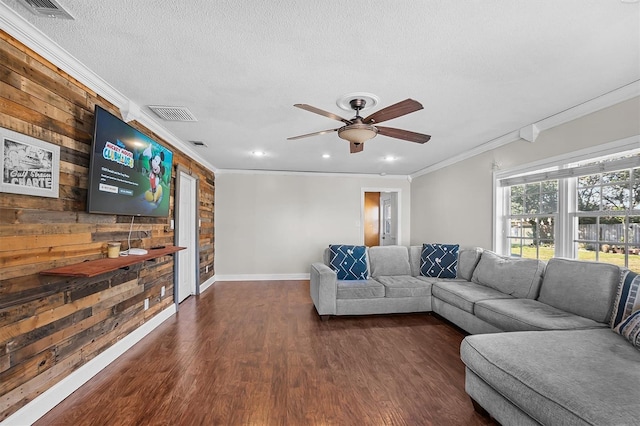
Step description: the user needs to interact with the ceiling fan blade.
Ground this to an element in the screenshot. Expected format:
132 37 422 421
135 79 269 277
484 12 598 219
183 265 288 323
287 128 339 140
294 104 352 124
363 99 423 124
375 126 431 144
350 141 364 153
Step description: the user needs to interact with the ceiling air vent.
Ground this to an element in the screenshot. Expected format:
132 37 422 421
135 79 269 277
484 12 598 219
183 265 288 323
16 0 74 19
190 141 208 147
148 105 198 122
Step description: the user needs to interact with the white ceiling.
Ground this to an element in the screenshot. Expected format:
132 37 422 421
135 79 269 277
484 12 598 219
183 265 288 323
3 0 640 176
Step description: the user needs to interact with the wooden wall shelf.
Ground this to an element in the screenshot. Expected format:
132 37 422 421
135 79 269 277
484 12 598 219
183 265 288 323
40 246 186 278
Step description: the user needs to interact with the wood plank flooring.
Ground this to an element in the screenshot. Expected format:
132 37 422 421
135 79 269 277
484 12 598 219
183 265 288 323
35 280 496 425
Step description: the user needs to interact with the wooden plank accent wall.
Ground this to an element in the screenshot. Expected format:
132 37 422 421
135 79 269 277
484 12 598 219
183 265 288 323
0 30 215 420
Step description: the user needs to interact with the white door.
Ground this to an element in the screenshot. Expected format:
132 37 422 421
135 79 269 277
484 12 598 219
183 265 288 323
380 192 398 246
177 171 197 303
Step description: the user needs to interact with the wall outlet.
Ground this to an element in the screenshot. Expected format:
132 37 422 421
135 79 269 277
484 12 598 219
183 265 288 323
206 265 209 273
144 298 149 310
161 286 165 297
170 219 174 229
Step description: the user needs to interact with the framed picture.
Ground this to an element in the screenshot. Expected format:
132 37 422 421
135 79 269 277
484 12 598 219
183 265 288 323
0 127 60 198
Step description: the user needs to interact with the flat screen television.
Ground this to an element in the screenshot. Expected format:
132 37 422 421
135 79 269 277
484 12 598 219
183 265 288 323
87 106 174 217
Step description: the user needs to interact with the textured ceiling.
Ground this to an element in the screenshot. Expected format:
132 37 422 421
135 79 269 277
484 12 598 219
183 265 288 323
3 0 640 175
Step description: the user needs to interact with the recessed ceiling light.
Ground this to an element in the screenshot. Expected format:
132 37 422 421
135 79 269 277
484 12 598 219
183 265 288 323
322 154 331 159
384 156 396 161
252 151 265 157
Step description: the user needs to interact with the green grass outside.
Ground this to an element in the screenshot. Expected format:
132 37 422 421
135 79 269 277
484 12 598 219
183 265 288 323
512 245 640 272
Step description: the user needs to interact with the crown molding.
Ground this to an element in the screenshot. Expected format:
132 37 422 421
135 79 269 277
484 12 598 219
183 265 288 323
216 168 410 179
534 80 640 132
410 130 521 178
0 2 217 172
410 81 640 179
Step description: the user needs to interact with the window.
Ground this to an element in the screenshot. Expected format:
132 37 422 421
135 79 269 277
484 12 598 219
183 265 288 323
495 141 640 272
575 167 640 269
507 180 557 260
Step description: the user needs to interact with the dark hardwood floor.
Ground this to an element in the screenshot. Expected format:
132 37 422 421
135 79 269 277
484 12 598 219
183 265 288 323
36 280 496 425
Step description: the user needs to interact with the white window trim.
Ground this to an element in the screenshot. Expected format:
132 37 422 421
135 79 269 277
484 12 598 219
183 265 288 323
493 135 640 254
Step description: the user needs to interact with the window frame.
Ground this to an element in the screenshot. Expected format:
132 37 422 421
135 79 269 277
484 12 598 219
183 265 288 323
505 181 558 259
493 136 640 265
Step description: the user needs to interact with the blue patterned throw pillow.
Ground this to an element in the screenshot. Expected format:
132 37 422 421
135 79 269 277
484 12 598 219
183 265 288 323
611 269 640 329
420 243 459 279
329 245 368 280
614 309 640 349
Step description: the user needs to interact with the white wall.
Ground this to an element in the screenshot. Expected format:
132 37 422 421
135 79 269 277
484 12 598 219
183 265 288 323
215 172 411 277
410 96 640 249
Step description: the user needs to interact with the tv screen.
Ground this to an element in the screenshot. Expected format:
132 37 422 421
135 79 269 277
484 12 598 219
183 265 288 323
87 106 174 217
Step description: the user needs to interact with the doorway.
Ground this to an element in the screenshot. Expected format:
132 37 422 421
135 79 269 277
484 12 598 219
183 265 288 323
362 189 401 246
175 168 199 305
364 192 380 247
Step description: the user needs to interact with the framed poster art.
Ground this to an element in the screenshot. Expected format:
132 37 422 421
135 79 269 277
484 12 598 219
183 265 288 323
0 127 60 198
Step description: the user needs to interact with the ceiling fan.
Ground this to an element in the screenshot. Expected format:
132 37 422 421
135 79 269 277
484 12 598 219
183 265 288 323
287 98 431 154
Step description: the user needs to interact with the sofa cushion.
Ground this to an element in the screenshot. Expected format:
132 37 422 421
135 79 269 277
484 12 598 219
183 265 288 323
375 275 432 298
414 275 465 285
420 243 459 278
329 245 369 280
471 250 545 299
474 298 607 331
614 309 640 349
611 268 640 329
368 246 411 277
461 329 640 426
538 258 619 324
336 279 385 299
409 246 422 277
457 247 483 281
432 281 513 314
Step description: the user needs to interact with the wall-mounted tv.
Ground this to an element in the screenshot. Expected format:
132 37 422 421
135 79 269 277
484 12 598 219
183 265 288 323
87 106 174 217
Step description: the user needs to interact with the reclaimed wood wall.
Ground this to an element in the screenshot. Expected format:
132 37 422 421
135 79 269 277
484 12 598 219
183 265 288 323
0 31 215 420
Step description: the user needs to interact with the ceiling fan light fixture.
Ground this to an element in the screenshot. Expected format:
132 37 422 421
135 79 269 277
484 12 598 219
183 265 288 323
289 98 428 154
338 124 378 144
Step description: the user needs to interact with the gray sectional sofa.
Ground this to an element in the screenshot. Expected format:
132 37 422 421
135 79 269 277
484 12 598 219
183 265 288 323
310 245 432 317
309 245 640 425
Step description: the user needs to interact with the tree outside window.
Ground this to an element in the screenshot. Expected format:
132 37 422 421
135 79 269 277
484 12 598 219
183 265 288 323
576 167 640 270
507 180 557 260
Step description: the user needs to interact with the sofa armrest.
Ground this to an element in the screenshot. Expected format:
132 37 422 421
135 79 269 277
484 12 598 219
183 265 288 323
310 262 337 315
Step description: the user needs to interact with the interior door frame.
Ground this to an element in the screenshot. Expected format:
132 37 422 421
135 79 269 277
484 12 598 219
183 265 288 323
174 166 200 310
361 187 402 246
380 192 397 246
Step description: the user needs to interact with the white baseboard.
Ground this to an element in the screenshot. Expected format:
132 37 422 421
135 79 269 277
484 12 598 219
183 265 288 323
2 305 177 426
199 275 216 293
199 273 308 292
213 273 310 281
